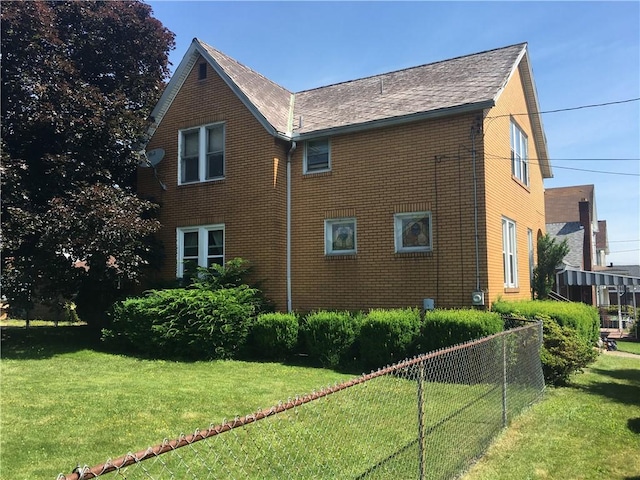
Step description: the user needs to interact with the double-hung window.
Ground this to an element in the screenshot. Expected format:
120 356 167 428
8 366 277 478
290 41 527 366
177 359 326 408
179 123 225 184
502 217 518 288
394 212 432 253
177 225 224 278
304 138 330 173
510 120 529 186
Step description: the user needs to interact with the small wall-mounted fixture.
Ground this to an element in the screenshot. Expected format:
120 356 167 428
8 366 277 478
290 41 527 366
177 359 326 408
423 298 435 311
471 291 485 306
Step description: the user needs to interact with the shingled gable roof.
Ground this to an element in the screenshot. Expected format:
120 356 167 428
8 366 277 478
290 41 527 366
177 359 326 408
149 39 551 177
545 184 598 230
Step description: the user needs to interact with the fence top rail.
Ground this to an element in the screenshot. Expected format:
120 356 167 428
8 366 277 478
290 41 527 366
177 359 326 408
58 319 541 480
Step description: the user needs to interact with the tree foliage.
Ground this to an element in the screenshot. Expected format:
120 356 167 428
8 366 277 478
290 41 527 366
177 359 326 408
1 1 175 322
532 234 570 299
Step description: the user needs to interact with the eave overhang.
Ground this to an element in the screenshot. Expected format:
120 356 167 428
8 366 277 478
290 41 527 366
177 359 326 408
290 100 495 141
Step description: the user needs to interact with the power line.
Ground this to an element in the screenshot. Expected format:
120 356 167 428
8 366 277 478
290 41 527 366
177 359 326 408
485 97 640 120
546 165 640 177
483 152 640 176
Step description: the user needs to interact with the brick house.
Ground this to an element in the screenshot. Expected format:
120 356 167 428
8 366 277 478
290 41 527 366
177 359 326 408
138 39 552 312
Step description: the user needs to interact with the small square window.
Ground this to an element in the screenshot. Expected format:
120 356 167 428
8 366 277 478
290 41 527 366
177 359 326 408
305 139 330 173
325 218 356 255
394 212 432 253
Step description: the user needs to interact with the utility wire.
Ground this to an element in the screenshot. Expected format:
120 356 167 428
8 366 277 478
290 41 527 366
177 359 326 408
482 152 640 176
485 97 640 120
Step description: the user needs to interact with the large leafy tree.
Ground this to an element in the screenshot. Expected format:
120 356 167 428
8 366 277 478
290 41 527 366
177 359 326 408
1 1 175 323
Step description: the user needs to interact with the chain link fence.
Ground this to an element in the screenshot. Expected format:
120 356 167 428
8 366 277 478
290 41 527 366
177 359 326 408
57 320 544 480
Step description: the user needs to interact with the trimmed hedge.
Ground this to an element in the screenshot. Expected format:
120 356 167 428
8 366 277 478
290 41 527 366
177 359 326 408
359 308 421 370
421 309 504 352
492 299 599 343
249 312 298 360
102 286 258 360
540 316 598 385
300 311 359 368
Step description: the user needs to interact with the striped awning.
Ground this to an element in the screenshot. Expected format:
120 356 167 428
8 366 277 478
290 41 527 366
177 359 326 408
559 267 640 287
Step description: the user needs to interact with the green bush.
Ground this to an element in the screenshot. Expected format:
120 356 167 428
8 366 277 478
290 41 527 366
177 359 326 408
421 309 504 352
103 286 259 360
492 299 599 343
300 311 359 368
359 308 421 370
539 317 598 385
249 312 298 360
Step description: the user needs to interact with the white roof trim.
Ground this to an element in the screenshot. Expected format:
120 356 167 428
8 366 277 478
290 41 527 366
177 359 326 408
148 39 289 141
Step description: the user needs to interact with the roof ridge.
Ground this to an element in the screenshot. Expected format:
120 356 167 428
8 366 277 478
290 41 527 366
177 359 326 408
196 39 292 95
295 42 528 94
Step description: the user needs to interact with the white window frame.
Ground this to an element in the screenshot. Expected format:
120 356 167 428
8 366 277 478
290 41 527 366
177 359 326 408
528 228 534 282
304 138 331 173
394 212 433 253
176 224 225 278
502 217 518 288
510 119 529 186
178 123 225 184
325 218 356 255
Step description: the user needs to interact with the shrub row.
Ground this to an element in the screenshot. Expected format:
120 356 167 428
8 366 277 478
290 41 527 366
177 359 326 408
492 299 600 343
255 309 503 370
103 300 504 369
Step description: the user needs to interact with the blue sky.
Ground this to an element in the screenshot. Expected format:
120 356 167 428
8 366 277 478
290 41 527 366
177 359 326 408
147 0 640 266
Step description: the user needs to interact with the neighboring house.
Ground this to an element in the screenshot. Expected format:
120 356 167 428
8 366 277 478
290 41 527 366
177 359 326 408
595 220 609 268
545 185 640 306
138 39 553 312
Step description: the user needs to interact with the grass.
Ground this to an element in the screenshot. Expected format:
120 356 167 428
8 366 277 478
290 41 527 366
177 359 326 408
2 323 542 480
0 325 354 479
463 352 640 480
617 339 640 355
3 322 636 479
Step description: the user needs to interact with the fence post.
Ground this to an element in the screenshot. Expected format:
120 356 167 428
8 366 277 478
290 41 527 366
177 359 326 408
502 335 508 428
417 362 426 480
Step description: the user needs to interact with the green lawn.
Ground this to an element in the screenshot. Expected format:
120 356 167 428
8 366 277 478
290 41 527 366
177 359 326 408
463 352 640 480
1 324 540 480
617 339 640 355
0 325 353 479
3 324 637 480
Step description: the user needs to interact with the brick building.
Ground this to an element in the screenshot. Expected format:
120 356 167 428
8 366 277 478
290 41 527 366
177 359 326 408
138 39 552 312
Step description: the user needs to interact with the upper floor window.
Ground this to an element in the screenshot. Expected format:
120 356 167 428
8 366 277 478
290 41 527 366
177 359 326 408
179 123 225 184
510 120 529 186
177 225 224 278
325 218 356 255
394 212 432 253
502 217 518 288
304 138 330 173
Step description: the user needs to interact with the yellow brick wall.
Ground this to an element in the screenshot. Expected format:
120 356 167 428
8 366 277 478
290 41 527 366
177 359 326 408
482 64 547 306
289 113 488 311
138 55 289 307
140 55 547 313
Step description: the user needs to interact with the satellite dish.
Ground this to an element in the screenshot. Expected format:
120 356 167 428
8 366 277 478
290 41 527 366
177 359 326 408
146 148 165 167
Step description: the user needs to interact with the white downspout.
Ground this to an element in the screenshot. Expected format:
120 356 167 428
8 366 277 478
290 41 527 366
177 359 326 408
286 141 297 313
